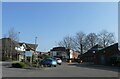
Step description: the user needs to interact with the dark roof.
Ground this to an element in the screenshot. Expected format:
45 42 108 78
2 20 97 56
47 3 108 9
89 44 103 51
97 43 119 54
1 38 19 46
50 47 69 51
0 38 19 54
101 43 118 51
19 42 38 51
83 44 103 57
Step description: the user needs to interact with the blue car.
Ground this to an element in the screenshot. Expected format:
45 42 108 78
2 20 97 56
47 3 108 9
40 58 57 67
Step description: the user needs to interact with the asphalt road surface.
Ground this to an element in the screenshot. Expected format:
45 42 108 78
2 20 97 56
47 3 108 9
2 62 120 77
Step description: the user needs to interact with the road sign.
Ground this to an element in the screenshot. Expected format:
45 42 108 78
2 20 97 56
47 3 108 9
25 51 32 57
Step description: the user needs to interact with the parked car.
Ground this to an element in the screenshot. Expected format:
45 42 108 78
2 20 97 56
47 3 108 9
40 58 57 67
53 58 62 65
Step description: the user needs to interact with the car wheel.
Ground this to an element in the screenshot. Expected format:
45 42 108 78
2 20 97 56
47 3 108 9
41 65 44 68
59 63 61 65
49 65 51 67
44 65 47 67
54 65 56 67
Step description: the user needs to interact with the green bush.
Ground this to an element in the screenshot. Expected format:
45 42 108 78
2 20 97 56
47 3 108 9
32 64 38 67
2 57 11 61
41 54 50 60
12 62 26 68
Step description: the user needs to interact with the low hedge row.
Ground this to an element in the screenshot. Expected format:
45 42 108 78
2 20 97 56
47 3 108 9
12 62 26 68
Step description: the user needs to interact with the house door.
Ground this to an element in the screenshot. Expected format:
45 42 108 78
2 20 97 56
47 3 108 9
101 55 105 64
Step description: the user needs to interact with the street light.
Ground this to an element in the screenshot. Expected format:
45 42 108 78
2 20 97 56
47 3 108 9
17 32 20 61
93 51 96 64
35 37 37 51
18 32 20 43
35 36 38 66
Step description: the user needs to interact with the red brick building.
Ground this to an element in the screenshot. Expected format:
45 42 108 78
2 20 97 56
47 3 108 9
80 43 120 65
81 44 103 63
94 43 120 65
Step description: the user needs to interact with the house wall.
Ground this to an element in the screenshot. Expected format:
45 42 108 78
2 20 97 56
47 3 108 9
50 51 57 57
50 47 80 62
15 44 26 51
94 43 119 65
81 51 95 63
73 52 80 59
50 51 68 59
15 44 26 61
104 45 118 65
70 50 73 59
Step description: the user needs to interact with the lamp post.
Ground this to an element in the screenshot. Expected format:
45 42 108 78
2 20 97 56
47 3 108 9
93 51 96 64
18 32 20 42
35 37 37 50
17 32 20 61
35 37 38 66
35 37 37 55
35 37 37 58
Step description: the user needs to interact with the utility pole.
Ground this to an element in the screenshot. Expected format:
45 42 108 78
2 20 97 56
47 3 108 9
30 36 37 65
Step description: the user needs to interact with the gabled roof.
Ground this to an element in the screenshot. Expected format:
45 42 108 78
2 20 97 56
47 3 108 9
98 43 119 54
83 44 103 56
18 42 38 51
89 44 103 51
101 43 118 51
50 47 67 51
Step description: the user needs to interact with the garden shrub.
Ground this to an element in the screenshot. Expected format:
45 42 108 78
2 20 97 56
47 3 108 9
41 54 50 60
12 62 26 68
32 64 38 67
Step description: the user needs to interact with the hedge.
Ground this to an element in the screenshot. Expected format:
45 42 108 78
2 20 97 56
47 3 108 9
12 62 26 68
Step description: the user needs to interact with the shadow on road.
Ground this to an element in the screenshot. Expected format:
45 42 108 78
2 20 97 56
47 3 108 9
68 63 120 73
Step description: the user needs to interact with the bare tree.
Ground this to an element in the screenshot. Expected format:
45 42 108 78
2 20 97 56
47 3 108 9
85 33 98 50
8 27 19 41
3 27 19 60
98 30 116 48
58 35 74 49
58 30 116 55
74 32 86 54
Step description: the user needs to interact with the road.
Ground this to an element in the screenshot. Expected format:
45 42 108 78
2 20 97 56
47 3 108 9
2 62 119 77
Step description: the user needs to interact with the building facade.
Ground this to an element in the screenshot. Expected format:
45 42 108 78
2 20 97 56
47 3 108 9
81 43 120 65
50 47 80 62
94 43 120 65
1 38 38 61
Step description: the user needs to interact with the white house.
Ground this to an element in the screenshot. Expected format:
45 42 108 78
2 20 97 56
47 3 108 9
15 42 38 62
